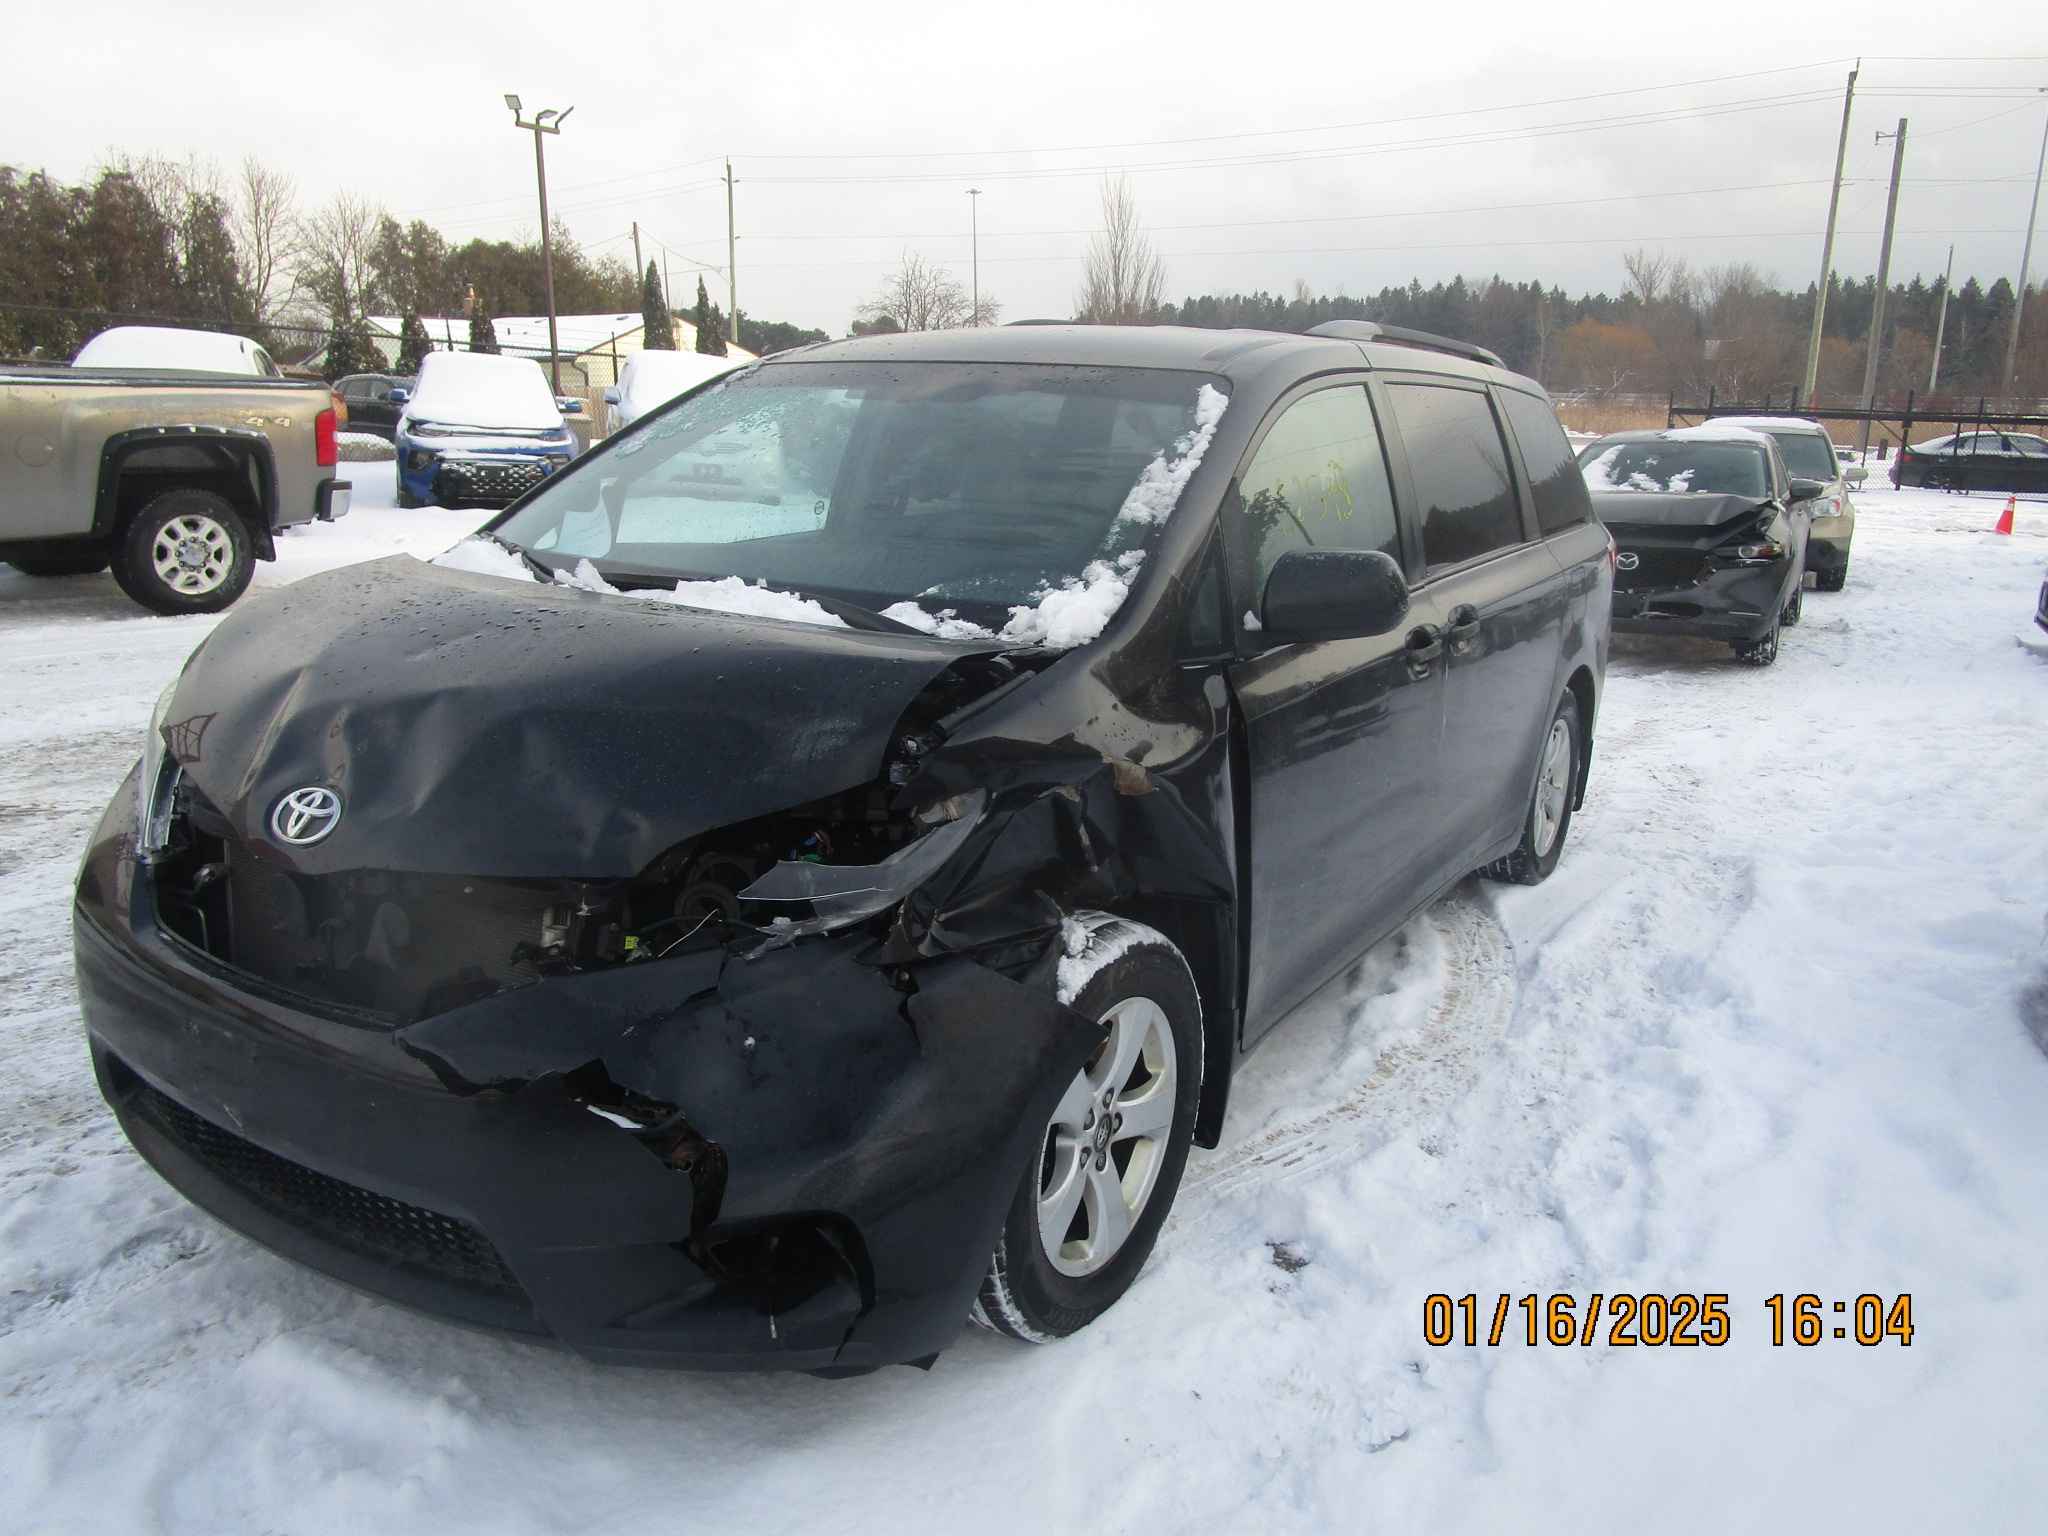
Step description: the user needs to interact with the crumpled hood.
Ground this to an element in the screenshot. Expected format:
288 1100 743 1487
163 556 982 878
1594 491 1773 535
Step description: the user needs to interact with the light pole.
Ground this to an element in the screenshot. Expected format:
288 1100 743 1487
967 188 982 325
505 94 574 393
2002 88 2047 395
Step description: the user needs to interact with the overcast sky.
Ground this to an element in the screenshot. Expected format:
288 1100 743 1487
15 1 2046 331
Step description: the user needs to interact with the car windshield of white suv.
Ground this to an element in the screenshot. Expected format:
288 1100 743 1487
1766 430 1837 481
1581 440 1768 497
491 361 1230 638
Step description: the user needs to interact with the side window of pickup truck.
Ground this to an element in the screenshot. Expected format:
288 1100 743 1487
1235 386 1401 608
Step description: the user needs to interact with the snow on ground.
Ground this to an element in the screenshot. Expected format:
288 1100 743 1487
2 477 2047 1533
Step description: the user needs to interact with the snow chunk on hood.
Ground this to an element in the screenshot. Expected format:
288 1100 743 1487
434 535 539 582
999 551 1146 649
430 540 846 629
880 602 1000 641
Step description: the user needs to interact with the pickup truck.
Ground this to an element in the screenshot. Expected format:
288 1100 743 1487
0 347 350 614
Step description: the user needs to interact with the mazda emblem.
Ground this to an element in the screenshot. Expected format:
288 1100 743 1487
1615 552 1640 571
271 785 343 846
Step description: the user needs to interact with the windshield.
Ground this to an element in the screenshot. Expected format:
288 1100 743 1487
1581 440 1768 497
1767 430 1837 481
493 361 1228 625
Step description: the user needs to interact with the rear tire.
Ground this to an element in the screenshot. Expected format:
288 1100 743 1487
6 548 109 577
1781 583 1804 627
109 489 253 616
1480 692 1581 886
972 916 1202 1343
1814 562 1848 592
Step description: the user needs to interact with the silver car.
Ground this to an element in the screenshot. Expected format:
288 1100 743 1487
1713 417 1862 591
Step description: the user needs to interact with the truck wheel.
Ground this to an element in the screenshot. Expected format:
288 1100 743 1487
6 549 109 577
396 481 424 509
1480 692 1581 886
972 916 1202 1343
110 490 253 615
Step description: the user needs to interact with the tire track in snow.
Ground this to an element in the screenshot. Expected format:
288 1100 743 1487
1180 893 1518 1211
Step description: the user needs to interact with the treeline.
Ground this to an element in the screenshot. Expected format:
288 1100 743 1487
1158 256 2044 403
0 156 824 374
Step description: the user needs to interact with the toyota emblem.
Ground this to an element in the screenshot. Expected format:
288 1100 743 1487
1615 552 1640 571
271 785 343 846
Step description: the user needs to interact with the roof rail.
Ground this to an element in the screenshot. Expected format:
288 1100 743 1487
1304 320 1504 370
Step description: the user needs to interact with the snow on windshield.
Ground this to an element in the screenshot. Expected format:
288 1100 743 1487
430 537 847 629
883 383 1230 650
407 353 563 430
1584 448 1698 493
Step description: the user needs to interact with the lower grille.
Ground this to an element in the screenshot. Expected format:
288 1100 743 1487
436 458 548 503
129 1080 524 1299
1615 547 1707 591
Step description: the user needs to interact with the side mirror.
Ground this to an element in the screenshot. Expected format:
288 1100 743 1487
1258 548 1409 644
602 386 621 405
1845 464 1869 484
557 396 585 415
386 386 410 404
1788 477 1827 502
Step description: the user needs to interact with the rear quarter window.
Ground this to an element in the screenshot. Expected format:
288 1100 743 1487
1498 389 1592 537
1385 382 1524 571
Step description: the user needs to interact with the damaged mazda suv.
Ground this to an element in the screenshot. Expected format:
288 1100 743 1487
74 320 1609 1373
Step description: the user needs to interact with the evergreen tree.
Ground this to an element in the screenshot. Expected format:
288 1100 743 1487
323 308 377 381
641 261 675 350
396 309 433 374
694 276 725 355
469 292 499 354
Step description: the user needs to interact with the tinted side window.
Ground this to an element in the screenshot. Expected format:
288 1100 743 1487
1385 383 1523 571
1499 389 1591 537
1237 386 1400 602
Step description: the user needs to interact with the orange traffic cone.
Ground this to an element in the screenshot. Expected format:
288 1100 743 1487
1994 495 2016 535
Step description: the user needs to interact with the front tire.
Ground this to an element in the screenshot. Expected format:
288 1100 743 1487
1480 692 1581 886
973 916 1202 1343
1732 617 1780 667
1781 582 1804 627
109 489 253 615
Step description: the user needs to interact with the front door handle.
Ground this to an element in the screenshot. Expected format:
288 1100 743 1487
1405 623 1443 677
1446 604 1481 654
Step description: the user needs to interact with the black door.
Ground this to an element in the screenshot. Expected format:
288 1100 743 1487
1223 381 1450 1041
1381 380 1568 875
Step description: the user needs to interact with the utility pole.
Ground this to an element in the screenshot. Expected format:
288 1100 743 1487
1801 63 1859 404
663 252 673 316
1929 243 1954 393
725 159 738 357
2001 88 2047 394
505 94 574 393
632 221 644 286
1857 118 1907 456
967 187 982 325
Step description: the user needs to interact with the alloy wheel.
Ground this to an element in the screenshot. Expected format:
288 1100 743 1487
150 513 233 596
1532 717 1573 858
1038 995 1178 1277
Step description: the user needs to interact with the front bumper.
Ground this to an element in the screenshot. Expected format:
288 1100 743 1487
1611 556 1791 641
399 445 566 508
73 776 1096 1372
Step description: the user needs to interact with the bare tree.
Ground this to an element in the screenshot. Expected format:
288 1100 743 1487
1621 247 1673 308
233 158 301 324
1075 175 1165 324
856 250 995 332
297 191 385 322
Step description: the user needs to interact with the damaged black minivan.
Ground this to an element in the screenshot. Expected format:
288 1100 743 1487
75 321 1609 1373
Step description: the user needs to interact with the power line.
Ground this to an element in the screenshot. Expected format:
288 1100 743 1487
745 90 1851 186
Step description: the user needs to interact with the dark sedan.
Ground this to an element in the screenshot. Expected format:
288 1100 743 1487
1580 426 1818 665
76 321 1609 1373
1891 429 2048 493
335 372 411 441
